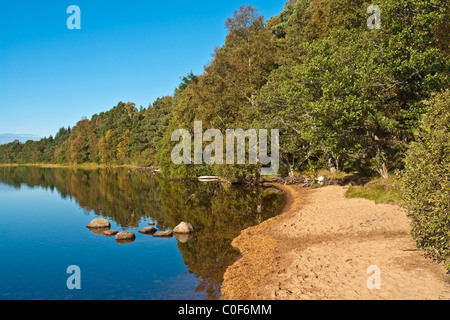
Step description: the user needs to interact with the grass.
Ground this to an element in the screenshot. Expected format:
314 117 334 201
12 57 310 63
345 175 404 205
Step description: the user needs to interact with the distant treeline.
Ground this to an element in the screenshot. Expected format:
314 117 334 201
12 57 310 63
1 0 448 183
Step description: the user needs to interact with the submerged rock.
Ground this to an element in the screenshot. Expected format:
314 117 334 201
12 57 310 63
139 227 157 235
152 230 173 238
173 222 195 234
103 230 119 237
116 232 136 244
86 218 111 229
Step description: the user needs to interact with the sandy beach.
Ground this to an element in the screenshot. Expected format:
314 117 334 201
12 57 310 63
221 184 450 300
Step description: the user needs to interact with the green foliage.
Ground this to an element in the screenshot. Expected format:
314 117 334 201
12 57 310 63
257 0 448 178
401 90 450 270
158 85 198 179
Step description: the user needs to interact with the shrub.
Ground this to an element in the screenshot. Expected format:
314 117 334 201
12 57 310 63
401 90 450 270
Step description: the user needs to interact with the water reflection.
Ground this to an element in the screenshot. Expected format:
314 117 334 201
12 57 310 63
0 166 286 300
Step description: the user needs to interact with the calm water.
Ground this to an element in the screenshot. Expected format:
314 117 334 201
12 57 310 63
0 166 285 300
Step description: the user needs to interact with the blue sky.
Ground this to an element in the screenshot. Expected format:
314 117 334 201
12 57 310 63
0 0 287 143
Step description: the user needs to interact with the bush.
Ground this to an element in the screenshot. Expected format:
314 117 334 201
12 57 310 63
401 90 450 270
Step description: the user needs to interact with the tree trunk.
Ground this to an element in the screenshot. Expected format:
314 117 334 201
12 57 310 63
327 154 337 173
288 165 295 179
376 146 389 179
378 162 389 179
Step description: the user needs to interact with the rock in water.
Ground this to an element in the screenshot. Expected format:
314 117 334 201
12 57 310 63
139 227 157 235
116 231 136 241
173 222 195 234
86 218 111 229
148 222 156 226
152 230 173 238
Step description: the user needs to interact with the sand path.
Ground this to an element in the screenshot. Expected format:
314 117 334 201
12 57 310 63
221 184 450 300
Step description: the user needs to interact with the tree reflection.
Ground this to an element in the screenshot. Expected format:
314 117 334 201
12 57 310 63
0 166 285 300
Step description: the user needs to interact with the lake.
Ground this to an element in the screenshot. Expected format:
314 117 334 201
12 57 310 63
0 166 286 300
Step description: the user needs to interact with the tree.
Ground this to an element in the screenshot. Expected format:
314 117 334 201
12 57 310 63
117 129 132 162
256 0 449 178
129 96 173 166
98 130 117 164
158 85 198 178
193 5 278 130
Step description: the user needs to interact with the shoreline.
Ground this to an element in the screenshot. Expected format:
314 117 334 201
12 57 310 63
0 163 160 171
221 184 450 300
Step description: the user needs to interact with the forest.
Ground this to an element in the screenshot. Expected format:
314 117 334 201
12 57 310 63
1 0 448 182
1 0 448 269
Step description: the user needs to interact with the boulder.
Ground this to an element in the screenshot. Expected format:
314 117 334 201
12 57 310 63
139 227 157 235
87 218 111 229
173 222 195 234
152 230 173 238
148 222 156 226
115 231 136 241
